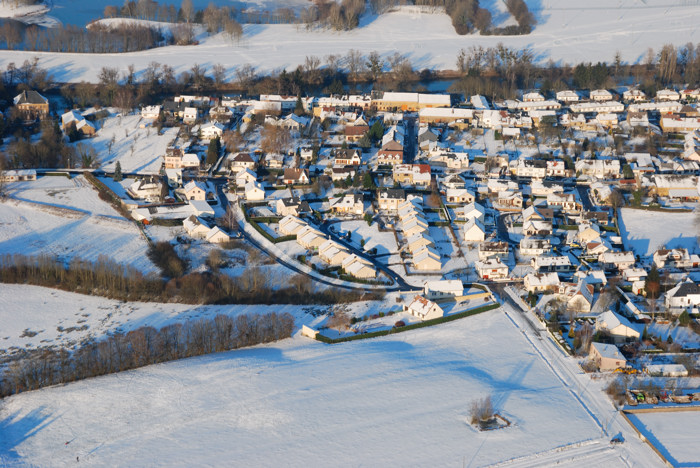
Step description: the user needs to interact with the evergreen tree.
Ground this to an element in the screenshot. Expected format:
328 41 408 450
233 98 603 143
206 137 221 166
294 95 305 116
113 161 123 182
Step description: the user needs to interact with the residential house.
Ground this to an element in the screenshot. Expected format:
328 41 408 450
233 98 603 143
523 220 552 237
516 159 547 179
344 117 369 142
282 168 310 185
244 181 265 201
424 280 463 300
653 248 700 269
230 153 256 173
334 148 362 166
547 192 581 213
575 159 620 179
520 238 551 256
494 191 523 211
141 105 161 119
377 188 405 212
183 181 207 201
403 295 444 321
0 169 37 182
656 89 680 101
478 241 508 261
279 215 308 236
330 193 364 215
206 226 230 244
445 188 474 204
165 168 183 188
665 281 700 313
128 177 162 201
524 272 560 293
622 89 646 102
532 256 574 273
183 107 198 124
463 218 486 242
297 225 326 250
318 240 351 265
183 215 211 239
475 258 509 280
460 202 485 223
235 168 257 187
555 90 579 102
599 251 635 271
595 310 640 343
589 89 613 101
342 254 376 279
566 282 594 313
589 342 627 371
418 107 474 124
660 115 700 133
393 164 431 187
13 90 49 120
200 122 224 140
276 197 311 217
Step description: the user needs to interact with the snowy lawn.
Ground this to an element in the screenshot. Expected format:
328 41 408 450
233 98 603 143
74 113 179 174
0 309 610 467
619 208 699 258
625 410 700 467
6 175 121 218
336 220 398 255
0 198 155 273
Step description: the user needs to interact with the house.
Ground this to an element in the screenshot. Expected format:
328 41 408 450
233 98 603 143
244 181 265 201
524 272 560 293
419 107 474 124
653 248 700 269
377 188 405 212
13 90 49 120
622 89 646 102
413 247 442 271
494 191 523 211
164 168 183 187
575 159 620 179
520 238 551 256
522 91 545 102
566 282 594 313
589 89 613 101
532 256 574 273
334 148 362 166
183 107 198 124
595 310 640 343
403 217 429 238
183 181 207 201
200 122 224 140
406 234 435 254
230 153 256 173
330 194 364 215
460 202 486 223
141 105 161 119
403 295 444 321
598 251 635 271
656 89 680 101
577 224 601 245
342 254 376 279
296 225 326 250
523 219 552 237
128 177 162 201
331 166 357 182
183 215 211 239
547 192 581 213
0 169 37 182
318 240 351 265
373 92 451 112
344 117 369 142
392 164 431 187
555 90 579 102
235 168 257 187
279 113 310 131
463 218 486 242
165 148 200 170
276 197 310 217
445 188 474 204
206 226 230 244
664 281 700 313
475 258 508 280
516 159 547 179
653 174 699 198
279 215 308 236
660 115 700 133
424 280 463 300
589 342 627 372
478 241 508 261
282 168 310 185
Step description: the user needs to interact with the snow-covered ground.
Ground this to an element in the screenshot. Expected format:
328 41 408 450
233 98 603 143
0 307 645 467
0 187 155 273
1 0 698 82
5 175 121 218
619 208 699 258
75 113 179 174
625 410 700 467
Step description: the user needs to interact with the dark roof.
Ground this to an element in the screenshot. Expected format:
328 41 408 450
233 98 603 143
674 282 700 297
15 90 48 105
379 188 405 199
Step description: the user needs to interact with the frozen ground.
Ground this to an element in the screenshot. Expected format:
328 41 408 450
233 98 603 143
0 1 697 82
618 208 699 258
625 410 700 467
0 307 646 467
75 113 179 174
5 175 121 218
0 195 155 274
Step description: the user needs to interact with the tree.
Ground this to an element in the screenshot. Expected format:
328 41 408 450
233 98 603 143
645 264 660 300
366 51 383 81
294 95 305 116
608 189 624 211
364 212 373 226
180 0 194 23
113 161 123 182
362 172 375 190
206 137 221 166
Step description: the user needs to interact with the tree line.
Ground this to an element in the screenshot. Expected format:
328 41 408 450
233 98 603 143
0 253 384 305
0 310 294 397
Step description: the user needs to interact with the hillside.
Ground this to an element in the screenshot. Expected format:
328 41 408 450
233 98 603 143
0 0 696 83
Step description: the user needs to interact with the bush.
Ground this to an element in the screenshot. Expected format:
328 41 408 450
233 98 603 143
470 396 494 425
147 242 188 278
605 378 626 406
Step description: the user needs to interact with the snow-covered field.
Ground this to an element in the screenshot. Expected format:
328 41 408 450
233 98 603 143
76 113 179 174
625 410 700 467
619 208 699 257
0 179 155 272
5 175 120 218
0 308 632 467
1 0 697 82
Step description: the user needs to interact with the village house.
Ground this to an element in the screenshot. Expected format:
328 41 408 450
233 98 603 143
595 310 640 344
296 225 327 250
660 115 700 133
318 240 351 265
235 168 257 187
0 169 37 182
445 188 475 204
279 215 308 236
183 181 207 201
516 159 547 179
413 247 442 271
276 197 311 217
523 219 552 237
392 164 431 187
653 248 700 269
478 241 508 261
244 181 265 201
344 117 369 142
183 215 211 239
418 107 474 125
589 342 627 372
200 122 224 140
206 226 230 244
524 272 560 293
589 89 614 101
665 281 700 314
282 168 310 185
575 159 621 179
330 193 364 215
532 256 574 273
555 90 579 102
622 88 646 102
334 148 362 166
459 202 486 223
403 295 444 321
229 153 256 173
128 177 162 201
342 254 376 279
141 105 161 119
656 89 680 101
406 234 435 254
183 107 198 124
14 90 49 120
598 251 635 271
520 238 551 256
423 280 463 300
377 188 405 212
475 258 509 280
463 218 486 242
373 92 451 112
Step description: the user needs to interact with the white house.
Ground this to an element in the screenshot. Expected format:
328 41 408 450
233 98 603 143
235 168 257 187
475 258 508 280
665 281 700 313
183 107 198 124
424 280 463 300
524 272 560 293
589 342 626 371
206 226 230 244
183 215 211 239
141 105 161 119
183 180 207 201
595 310 640 343
403 295 444 321
200 122 224 140
463 218 486 242
245 181 265 201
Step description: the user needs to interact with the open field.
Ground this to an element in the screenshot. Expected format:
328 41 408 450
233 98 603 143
625 410 700 467
618 208 699 257
0 308 645 467
0 1 697 82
